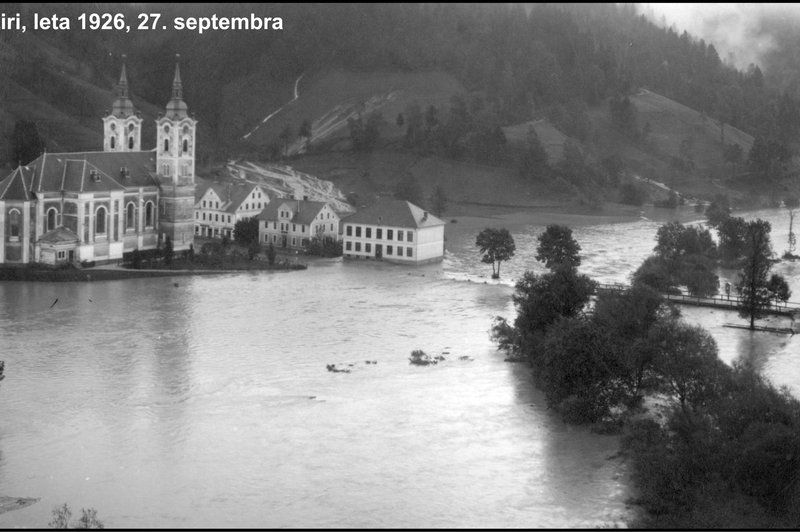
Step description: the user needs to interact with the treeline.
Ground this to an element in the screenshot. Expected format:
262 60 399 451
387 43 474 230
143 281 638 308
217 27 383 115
5 3 800 175
491 223 800 527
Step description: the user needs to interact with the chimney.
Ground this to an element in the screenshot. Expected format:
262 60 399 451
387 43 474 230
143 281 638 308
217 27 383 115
422 211 428 222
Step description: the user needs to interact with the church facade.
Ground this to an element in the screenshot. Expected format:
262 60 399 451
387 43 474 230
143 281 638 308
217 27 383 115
0 56 197 265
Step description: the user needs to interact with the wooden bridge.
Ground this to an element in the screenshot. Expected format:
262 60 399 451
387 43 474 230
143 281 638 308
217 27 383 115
595 283 800 318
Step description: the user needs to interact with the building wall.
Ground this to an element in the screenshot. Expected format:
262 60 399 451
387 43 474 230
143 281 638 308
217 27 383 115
341 222 444 263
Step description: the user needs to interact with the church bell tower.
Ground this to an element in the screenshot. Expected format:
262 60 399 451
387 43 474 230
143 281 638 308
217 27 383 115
156 54 197 252
103 55 142 152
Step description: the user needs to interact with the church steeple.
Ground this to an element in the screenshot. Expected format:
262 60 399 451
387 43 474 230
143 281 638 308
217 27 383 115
103 55 142 152
165 54 188 119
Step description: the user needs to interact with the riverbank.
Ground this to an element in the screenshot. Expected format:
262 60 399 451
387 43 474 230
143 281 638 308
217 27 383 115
0 262 306 282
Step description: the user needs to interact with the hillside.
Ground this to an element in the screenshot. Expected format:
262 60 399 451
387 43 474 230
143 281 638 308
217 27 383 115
227 69 466 155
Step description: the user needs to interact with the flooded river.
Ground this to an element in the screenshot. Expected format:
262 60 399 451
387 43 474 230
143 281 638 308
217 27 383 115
0 206 796 527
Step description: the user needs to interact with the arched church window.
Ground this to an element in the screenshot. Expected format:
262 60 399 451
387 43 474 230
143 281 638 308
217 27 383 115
47 208 57 231
164 124 170 134
110 123 116 131
183 139 188 153
164 138 170 153
129 123 135 132
110 136 116 150
129 136 134 150
126 202 135 229
96 207 107 235
145 202 154 227
9 209 20 238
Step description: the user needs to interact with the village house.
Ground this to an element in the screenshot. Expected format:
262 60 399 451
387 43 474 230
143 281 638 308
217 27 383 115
0 56 197 265
341 199 445 263
194 181 269 239
257 198 340 249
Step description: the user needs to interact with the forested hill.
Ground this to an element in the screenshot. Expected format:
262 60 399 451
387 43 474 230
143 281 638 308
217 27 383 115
1 3 799 200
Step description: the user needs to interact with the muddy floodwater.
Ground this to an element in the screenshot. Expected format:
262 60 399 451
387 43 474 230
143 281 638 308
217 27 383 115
0 207 797 527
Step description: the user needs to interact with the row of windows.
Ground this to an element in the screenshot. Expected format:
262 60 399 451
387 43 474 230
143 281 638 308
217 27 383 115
196 212 232 224
345 241 413 257
109 136 136 150
345 225 413 242
162 138 190 154
39 202 154 234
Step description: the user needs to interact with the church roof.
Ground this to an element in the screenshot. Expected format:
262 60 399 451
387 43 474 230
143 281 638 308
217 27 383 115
0 165 36 201
21 151 158 194
39 227 80 244
257 199 331 225
342 199 445 229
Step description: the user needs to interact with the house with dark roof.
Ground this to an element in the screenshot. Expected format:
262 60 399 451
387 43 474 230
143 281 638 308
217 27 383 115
194 181 269 239
257 199 340 249
0 56 197 266
341 199 445 263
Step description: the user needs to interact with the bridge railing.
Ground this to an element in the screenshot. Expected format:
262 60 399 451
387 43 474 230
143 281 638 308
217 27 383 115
595 283 800 313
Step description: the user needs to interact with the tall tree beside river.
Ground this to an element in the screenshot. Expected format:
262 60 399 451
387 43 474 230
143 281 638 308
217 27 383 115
736 219 774 330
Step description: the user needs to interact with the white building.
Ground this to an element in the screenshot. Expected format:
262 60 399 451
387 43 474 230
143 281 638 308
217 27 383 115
257 199 340 249
341 199 445 263
194 181 269 239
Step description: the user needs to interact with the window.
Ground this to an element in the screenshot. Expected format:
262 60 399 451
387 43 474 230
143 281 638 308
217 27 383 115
195 212 199 219
398 231 404 242
273 222 277 230
355 242 361 252
407 231 413 242
366 243 371 253
387 245 393 255
162 164 170 176
406 247 413 257
330 224 334 231
9 209 20 238
215 214 219 222
346 225 352 236
46 208 57 231
387 229 394 240
292 237 296 246
130 123 135 133
145 202 154 227
355 226 362 237
376 228 382 239
272 235 277 243
57 250 66 260
302 225 306 233
292 224 296 232
164 138 169 152
366 227 372 238
126 203 135 229
202 213 206 221
264 234 268 242
183 139 189 153
345 241 352 251
228 215 231 223
128 136 134 150
203 200 206 208
110 136 116 150
215 202 219 209
96 207 107 235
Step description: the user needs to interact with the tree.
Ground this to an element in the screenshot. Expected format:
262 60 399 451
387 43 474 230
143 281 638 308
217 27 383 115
234 217 260 246
11 120 45 166
784 196 799 256
737 219 773 329
648 319 724 418
705 195 731 228
430 185 447 217
766 273 791 308
536 225 581 271
394 173 423 205
49 503 104 529
476 227 515 279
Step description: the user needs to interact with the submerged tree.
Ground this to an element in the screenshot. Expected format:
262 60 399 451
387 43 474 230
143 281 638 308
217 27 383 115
536 225 581 271
784 196 799 256
737 219 773 329
476 227 516 279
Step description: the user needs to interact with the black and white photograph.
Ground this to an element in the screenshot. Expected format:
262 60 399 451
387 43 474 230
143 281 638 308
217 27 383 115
0 3 799 528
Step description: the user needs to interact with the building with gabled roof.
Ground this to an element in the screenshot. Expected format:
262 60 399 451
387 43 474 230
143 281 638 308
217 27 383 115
194 180 269 239
0 55 197 265
257 198 340 249
341 199 445 263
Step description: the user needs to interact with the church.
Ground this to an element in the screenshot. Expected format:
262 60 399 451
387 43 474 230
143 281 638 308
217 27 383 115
0 56 197 266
